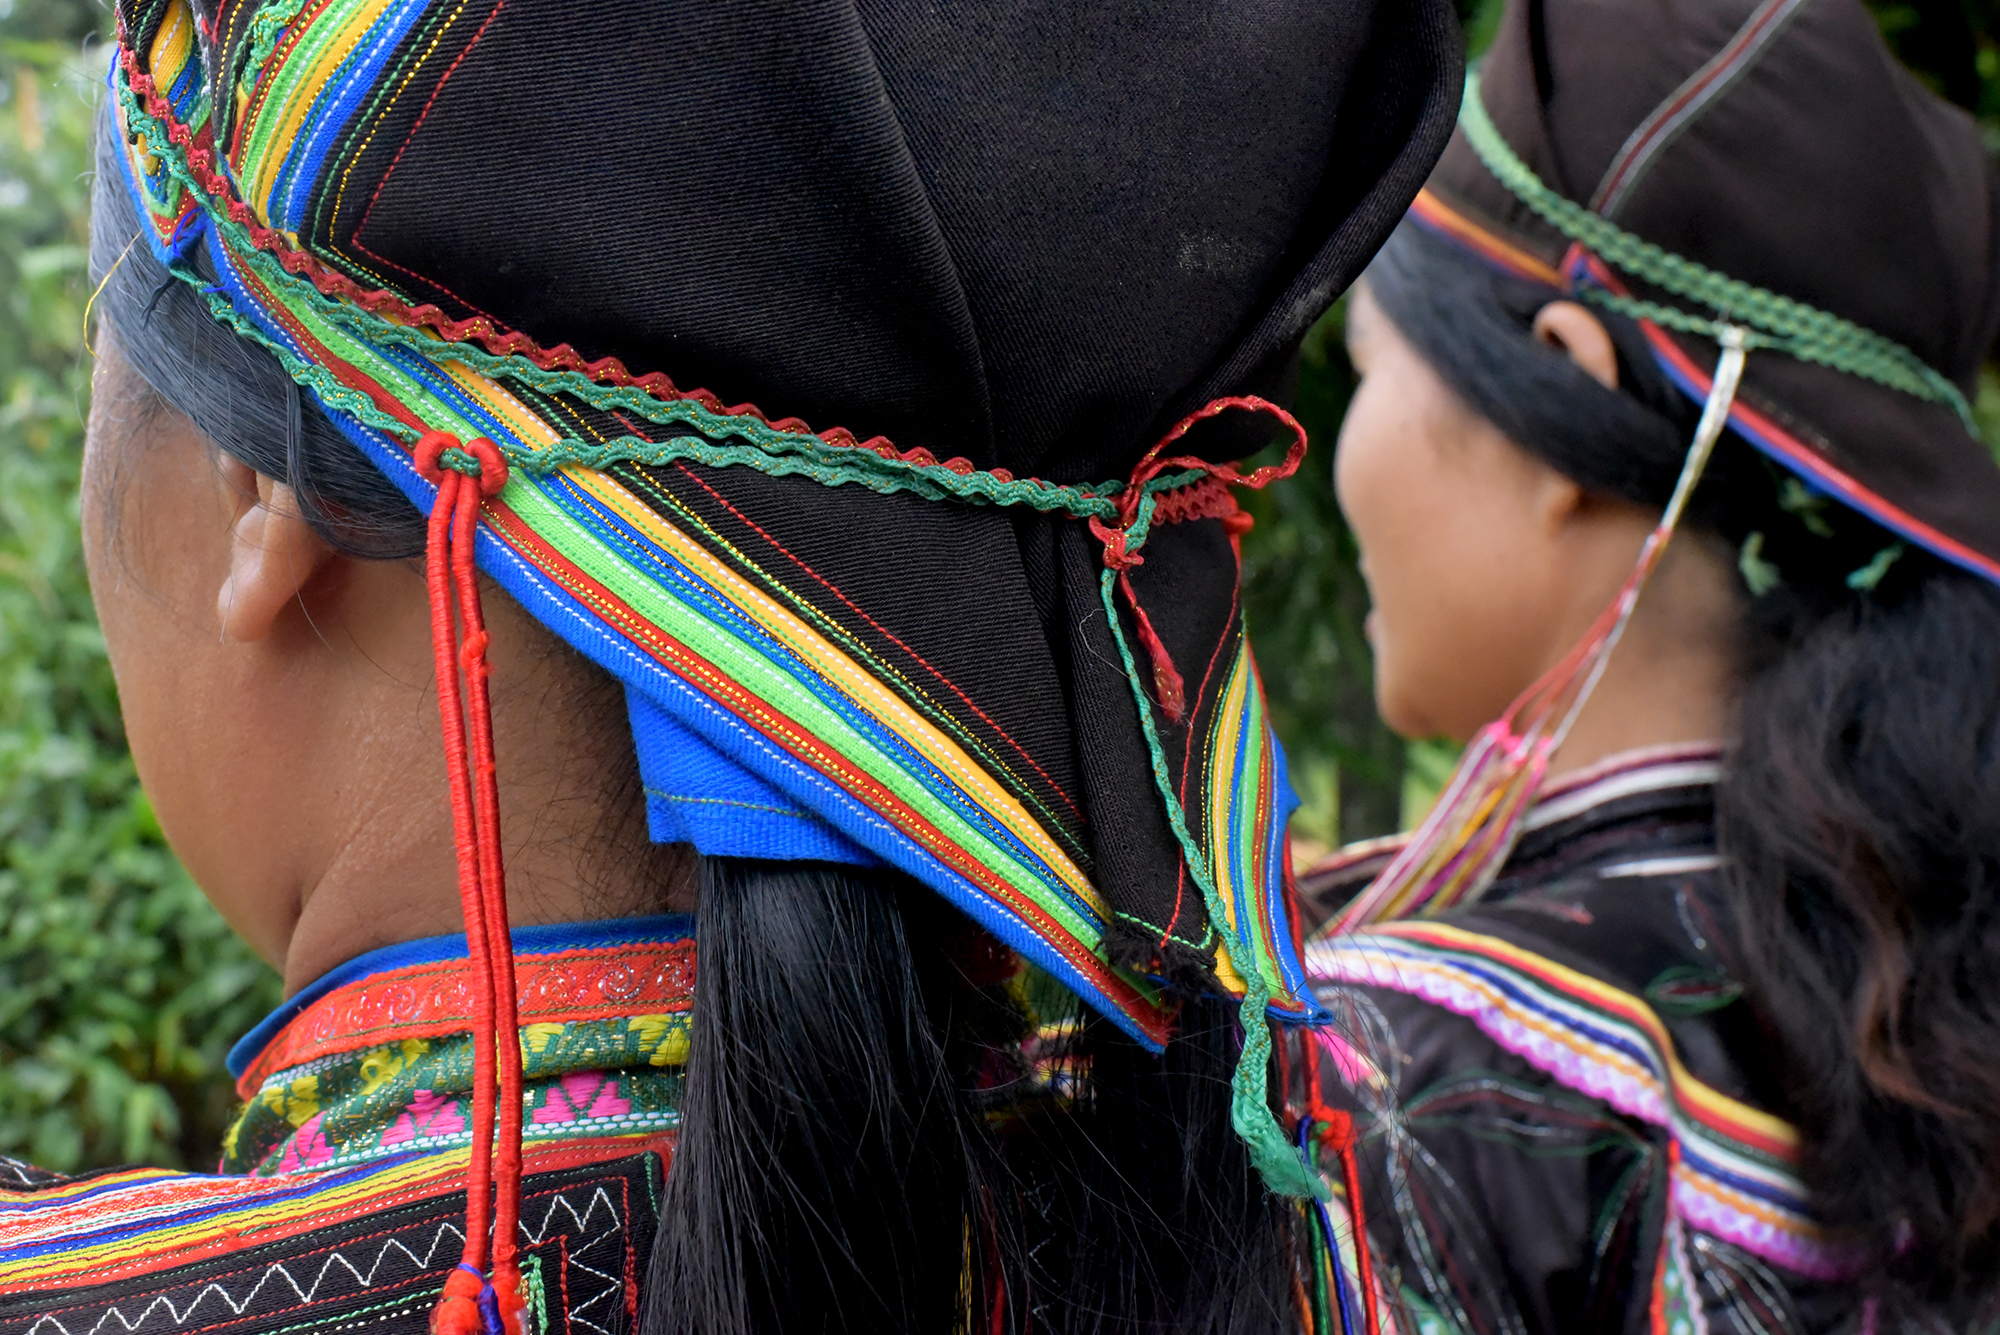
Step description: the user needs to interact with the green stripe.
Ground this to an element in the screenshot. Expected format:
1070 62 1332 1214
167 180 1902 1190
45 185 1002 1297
500 470 1117 955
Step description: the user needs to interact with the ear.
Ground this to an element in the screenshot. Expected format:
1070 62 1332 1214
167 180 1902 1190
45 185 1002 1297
216 457 337 643
1532 301 1620 391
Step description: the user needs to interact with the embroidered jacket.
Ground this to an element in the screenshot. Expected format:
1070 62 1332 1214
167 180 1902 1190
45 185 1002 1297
0 917 693 1335
1302 747 1857 1335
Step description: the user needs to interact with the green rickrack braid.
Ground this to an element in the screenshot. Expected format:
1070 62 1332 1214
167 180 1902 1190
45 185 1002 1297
114 79 1209 523
180 250 1209 521
1096 533 1326 1201
1458 73 1981 437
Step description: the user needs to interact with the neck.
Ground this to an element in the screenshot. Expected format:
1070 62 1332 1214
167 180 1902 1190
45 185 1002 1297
1543 536 1740 780
273 575 697 997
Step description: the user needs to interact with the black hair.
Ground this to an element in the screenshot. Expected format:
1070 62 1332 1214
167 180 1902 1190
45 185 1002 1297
1368 218 2000 1324
90 109 1299 1335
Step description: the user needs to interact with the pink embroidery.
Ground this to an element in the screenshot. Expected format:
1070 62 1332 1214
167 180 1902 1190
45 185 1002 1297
532 1072 631 1124
236 940 697 1098
271 1114 334 1173
382 1089 467 1145
1311 1027 1375 1086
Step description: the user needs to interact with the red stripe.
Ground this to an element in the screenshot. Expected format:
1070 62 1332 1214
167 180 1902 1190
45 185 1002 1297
227 250 428 434
477 492 1176 1046
1568 250 2000 586
235 940 696 1100
1592 0 1798 210
5 1138 669 1291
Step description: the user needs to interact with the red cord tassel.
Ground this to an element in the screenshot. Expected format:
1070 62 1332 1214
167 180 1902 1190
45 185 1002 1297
415 432 526 1335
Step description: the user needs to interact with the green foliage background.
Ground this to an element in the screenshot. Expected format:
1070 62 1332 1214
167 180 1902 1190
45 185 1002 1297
0 0 1992 1173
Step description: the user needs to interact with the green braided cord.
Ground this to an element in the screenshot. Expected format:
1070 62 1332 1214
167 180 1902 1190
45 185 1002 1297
114 76 1210 520
122 72 1307 1127
181 230 1207 517
243 0 312 91
1458 73 1980 436
1096 568 1325 1202
199 260 1217 518
436 447 484 477
522 1253 550 1335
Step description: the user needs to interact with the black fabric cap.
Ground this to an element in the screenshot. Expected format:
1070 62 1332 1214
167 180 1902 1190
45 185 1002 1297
1429 0 2000 569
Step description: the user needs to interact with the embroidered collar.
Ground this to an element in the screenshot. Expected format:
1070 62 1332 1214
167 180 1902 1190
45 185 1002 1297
1299 743 1723 917
221 916 695 1176
1496 743 1722 895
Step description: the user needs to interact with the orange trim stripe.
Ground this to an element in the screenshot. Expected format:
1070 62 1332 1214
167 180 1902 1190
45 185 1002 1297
1408 189 1565 287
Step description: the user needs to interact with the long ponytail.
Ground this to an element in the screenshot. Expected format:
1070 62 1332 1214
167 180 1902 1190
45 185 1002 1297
646 856 1299 1335
91 102 1301 1333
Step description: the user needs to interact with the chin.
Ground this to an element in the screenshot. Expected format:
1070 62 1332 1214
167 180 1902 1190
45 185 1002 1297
1372 681 1431 742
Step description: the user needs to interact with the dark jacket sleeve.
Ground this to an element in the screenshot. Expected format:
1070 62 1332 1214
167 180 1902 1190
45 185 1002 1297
1311 981 1668 1335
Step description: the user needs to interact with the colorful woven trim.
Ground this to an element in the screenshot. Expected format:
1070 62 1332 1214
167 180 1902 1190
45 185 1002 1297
230 921 696 1099
1407 156 2000 589
108 0 1323 1065
224 1020 686 1177
209 919 693 1176
1305 922 1862 1281
0 1137 658 1293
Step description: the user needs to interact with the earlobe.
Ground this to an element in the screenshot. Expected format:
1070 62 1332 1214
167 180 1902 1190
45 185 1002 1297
1532 301 1621 391
217 468 336 643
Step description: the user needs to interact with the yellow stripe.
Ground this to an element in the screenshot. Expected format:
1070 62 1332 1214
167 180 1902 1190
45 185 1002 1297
1207 648 1254 935
427 360 1105 917
146 0 194 87
0 1150 472 1287
1368 921 1799 1149
238 0 403 220
581 468 1105 914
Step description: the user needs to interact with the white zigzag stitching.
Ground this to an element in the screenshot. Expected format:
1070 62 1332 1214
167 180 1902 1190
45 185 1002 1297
22 1186 630 1335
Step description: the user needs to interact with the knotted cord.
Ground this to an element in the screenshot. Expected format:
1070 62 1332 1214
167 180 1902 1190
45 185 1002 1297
413 432 527 1335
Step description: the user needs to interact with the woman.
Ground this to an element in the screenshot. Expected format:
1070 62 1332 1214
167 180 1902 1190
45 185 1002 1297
1302 0 2000 1330
0 1 1461 1333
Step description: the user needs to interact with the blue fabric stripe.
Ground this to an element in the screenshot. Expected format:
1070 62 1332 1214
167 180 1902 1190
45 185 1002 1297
316 405 1166 1050
1264 725 1321 1018
265 0 433 233
1648 344 2000 587
533 465 1111 931
0 1154 428 1259
112 63 1169 1052
1365 938 1808 1210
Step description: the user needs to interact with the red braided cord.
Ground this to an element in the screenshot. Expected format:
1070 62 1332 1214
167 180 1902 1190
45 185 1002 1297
415 432 523 1333
1303 1035 1382 1335
1088 395 1310 724
418 451 496 1272
448 441 526 1324
1325 1113 1381 1335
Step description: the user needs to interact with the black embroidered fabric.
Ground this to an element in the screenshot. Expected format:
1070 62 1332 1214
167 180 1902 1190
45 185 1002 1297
0 1153 664 1335
1308 779 1854 1335
112 0 1466 989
